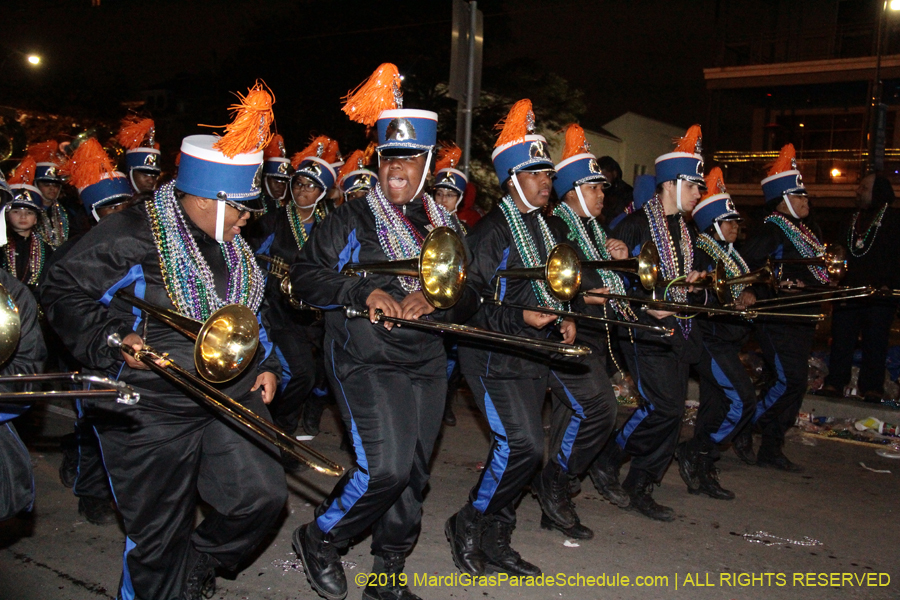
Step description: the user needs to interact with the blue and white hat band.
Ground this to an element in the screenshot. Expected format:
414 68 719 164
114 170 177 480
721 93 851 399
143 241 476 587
376 109 438 152
655 151 705 187
434 168 467 195
175 134 263 201
295 157 337 190
491 134 554 186
340 169 376 194
692 194 740 233
553 153 607 198
8 184 44 210
761 170 806 203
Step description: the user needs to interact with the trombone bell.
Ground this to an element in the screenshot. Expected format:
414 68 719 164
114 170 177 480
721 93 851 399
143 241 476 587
418 227 467 309
195 304 260 383
0 283 21 365
545 244 581 302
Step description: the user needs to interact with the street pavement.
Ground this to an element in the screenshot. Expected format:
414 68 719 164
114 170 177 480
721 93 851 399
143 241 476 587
1 392 898 600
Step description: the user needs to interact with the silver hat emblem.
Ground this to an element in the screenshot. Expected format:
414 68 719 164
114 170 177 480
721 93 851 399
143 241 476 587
385 118 417 141
588 158 600 173
144 154 158 167
529 140 548 159
251 164 263 191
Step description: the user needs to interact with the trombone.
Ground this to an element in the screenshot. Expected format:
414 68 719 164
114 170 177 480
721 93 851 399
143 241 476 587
494 244 582 302
581 241 660 291
770 244 847 283
256 254 319 311
340 228 592 355
0 373 139 404
109 291 344 477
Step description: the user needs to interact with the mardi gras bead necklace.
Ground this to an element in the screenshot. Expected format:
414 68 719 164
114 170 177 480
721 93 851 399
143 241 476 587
40 203 69 247
553 202 636 320
696 233 750 301
499 196 564 311
645 195 694 335
847 204 887 258
145 181 264 321
286 202 309 250
764 212 828 284
367 183 458 293
4 233 46 286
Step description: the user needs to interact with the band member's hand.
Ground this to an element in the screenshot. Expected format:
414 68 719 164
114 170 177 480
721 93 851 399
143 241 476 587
559 317 577 344
252 371 278 404
684 270 706 293
605 239 628 260
646 309 676 320
366 288 402 330
584 287 609 305
780 279 804 289
400 291 435 321
523 310 557 329
121 333 150 370
735 289 757 310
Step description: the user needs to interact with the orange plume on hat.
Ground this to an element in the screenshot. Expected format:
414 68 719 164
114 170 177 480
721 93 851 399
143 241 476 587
434 142 462 174
210 81 275 159
8 157 37 185
701 167 727 200
673 124 703 154
117 116 156 150
494 99 534 148
561 124 590 161
264 134 286 159
342 63 402 127
60 138 117 189
767 144 797 177
338 150 367 181
291 136 338 168
26 140 62 164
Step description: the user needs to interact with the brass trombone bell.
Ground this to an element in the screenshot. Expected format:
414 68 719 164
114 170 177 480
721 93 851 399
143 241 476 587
581 241 660 291
341 226 467 309
115 291 259 384
500 244 582 302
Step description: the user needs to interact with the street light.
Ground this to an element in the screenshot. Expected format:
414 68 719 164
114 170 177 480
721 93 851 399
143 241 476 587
26 55 41 66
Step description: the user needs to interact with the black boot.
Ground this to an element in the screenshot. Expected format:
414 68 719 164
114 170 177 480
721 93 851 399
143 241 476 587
731 428 756 465
691 455 735 500
674 440 700 492
531 461 577 529
442 400 457 426
622 469 675 522
756 446 803 473
362 553 422 600
539 505 594 541
182 548 217 600
588 441 630 507
302 399 325 437
445 503 487 575
293 522 347 600
59 435 78 489
78 496 118 526
481 518 541 577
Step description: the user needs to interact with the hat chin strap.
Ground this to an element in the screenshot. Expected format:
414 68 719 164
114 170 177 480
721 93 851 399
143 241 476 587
676 180 685 213
783 194 801 219
575 185 592 218
413 152 432 202
214 198 226 244
713 221 734 253
294 189 326 210
0 205 8 247
512 172 540 213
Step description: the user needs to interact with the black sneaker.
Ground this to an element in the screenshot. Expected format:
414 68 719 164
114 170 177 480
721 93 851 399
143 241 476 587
292 523 347 600
78 496 118 526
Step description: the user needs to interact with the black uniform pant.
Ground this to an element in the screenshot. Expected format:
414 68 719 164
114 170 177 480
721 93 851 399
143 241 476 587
94 391 287 600
0 420 33 521
547 352 618 475
692 338 756 457
268 321 322 434
753 322 816 453
615 335 693 481
825 299 898 395
466 358 613 523
314 339 444 556
72 404 112 501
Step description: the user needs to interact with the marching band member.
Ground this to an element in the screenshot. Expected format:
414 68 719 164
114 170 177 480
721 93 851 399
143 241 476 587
737 144 822 472
448 101 609 574
117 116 162 194
26 139 75 245
42 83 287 600
3 158 54 295
592 126 707 521
674 168 756 500
262 134 293 211
292 136 341 225
290 63 477 600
